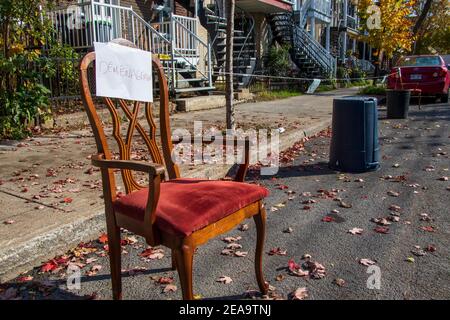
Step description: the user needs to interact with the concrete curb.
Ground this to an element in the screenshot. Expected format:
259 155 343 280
0 120 331 283
0 213 106 283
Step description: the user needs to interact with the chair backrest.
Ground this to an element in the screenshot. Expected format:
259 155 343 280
79 39 180 198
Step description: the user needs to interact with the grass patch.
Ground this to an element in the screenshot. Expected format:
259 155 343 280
254 89 302 101
358 85 386 95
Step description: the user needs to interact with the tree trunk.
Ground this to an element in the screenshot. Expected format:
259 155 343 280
225 0 235 131
412 0 433 54
413 0 432 35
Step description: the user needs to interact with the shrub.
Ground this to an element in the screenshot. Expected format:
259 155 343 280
267 45 292 77
0 0 77 139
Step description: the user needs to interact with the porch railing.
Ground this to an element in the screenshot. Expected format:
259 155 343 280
292 23 336 77
47 1 213 93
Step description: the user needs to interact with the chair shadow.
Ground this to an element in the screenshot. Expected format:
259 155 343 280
248 162 338 181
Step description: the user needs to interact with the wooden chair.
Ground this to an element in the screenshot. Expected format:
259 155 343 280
79 43 269 300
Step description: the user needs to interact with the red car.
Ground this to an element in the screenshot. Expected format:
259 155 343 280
387 55 450 103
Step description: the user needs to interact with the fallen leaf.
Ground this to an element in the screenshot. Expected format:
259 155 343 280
157 277 174 284
334 278 346 287
426 245 436 252
86 265 102 276
283 227 293 233
234 251 248 257
405 257 415 263
290 287 308 300
227 242 243 250
62 197 73 203
40 260 59 273
98 233 108 244
421 226 435 232
322 216 334 222
139 247 164 259
268 247 287 256
387 191 400 197
348 227 363 235
389 204 401 212
411 248 426 257
359 258 376 266
374 226 389 234
222 236 242 243
275 274 285 281
17 275 33 282
216 276 233 284
303 260 326 279
238 224 249 231
163 284 177 293
221 249 234 256
338 201 352 208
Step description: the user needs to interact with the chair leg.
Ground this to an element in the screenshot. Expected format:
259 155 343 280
253 205 268 295
171 250 177 270
174 244 194 300
107 225 122 300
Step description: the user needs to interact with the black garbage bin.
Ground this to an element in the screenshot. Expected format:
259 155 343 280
329 97 380 173
386 89 411 119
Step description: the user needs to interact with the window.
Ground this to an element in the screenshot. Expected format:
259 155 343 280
398 56 441 67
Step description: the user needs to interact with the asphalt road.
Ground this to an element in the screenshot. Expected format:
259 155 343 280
2 100 449 300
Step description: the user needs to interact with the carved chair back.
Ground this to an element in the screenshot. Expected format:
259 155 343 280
79 40 180 206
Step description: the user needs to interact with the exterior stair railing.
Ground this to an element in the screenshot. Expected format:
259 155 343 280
47 1 213 93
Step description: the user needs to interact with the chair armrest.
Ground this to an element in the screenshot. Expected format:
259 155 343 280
91 154 165 176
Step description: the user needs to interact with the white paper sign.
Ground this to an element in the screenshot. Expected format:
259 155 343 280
94 42 153 102
306 79 321 94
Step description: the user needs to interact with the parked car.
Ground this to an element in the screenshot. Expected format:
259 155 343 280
387 55 450 103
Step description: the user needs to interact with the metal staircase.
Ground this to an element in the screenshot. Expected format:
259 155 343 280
48 1 214 95
202 2 257 88
268 10 336 79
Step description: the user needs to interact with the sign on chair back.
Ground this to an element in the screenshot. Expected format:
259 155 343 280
79 39 269 300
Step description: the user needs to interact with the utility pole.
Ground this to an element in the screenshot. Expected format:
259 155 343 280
225 0 235 131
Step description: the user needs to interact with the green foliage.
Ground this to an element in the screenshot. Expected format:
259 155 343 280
267 45 292 76
413 0 450 54
0 0 77 139
358 85 387 96
256 89 301 101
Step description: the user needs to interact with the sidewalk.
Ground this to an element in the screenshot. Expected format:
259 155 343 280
0 87 359 282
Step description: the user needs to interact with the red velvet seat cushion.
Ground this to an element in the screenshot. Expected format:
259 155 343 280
113 178 269 236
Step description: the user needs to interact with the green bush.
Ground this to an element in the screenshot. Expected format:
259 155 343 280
0 0 76 139
358 85 387 96
267 45 291 77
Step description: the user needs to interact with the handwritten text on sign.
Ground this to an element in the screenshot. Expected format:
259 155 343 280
94 42 153 102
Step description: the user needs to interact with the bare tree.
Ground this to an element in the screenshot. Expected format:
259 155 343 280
225 0 235 131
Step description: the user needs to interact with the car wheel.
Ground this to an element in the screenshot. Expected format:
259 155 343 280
441 91 449 103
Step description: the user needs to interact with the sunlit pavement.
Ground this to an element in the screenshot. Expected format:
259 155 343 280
1 100 449 300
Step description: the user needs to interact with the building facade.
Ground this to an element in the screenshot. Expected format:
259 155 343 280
47 0 374 95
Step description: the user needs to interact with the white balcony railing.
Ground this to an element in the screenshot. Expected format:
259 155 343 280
47 2 213 92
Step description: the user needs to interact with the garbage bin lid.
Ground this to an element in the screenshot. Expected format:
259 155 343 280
334 96 378 104
335 96 377 101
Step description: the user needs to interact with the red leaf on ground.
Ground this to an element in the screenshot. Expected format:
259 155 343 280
421 226 435 232
62 197 73 203
98 233 108 244
322 216 334 222
374 226 389 234
40 260 59 273
288 259 301 272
